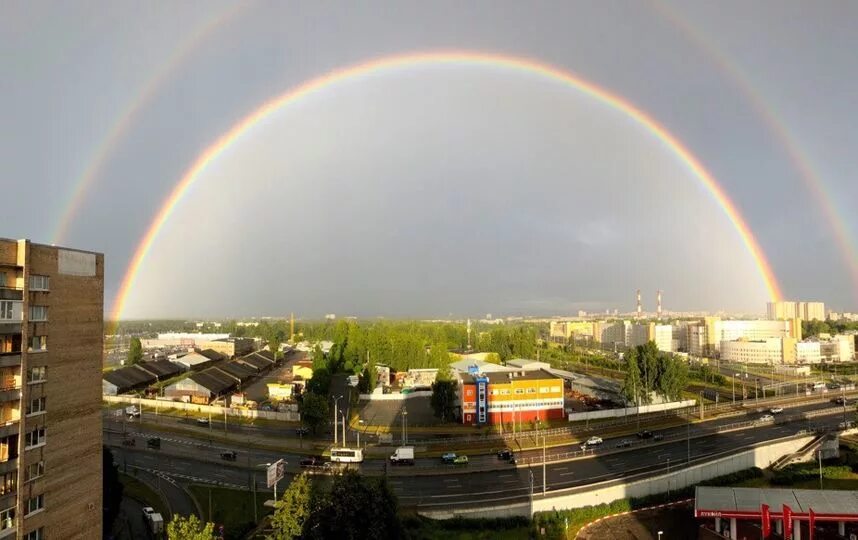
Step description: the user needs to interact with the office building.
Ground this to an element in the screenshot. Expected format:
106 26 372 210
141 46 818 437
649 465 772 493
457 369 564 425
0 239 103 539
767 301 825 322
628 323 673 352
687 317 800 357
548 321 595 342
720 338 791 364
199 337 254 359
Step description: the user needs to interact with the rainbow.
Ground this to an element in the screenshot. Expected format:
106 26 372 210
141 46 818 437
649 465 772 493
653 0 858 303
52 2 250 245
110 51 782 320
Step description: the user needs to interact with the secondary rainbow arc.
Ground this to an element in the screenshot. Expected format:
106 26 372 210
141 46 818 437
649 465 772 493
110 51 783 320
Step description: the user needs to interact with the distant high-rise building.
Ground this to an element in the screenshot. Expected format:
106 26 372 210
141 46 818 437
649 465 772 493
636 289 642 318
767 301 825 322
0 238 104 538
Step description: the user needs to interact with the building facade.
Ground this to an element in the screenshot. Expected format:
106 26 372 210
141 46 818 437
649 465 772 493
767 301 825 322
0 239 103 539
720 338 787 364
458 369 564 425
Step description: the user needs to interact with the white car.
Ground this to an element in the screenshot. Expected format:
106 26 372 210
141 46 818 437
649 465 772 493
770 407 784 414
758 414 775 423
584 436 603 446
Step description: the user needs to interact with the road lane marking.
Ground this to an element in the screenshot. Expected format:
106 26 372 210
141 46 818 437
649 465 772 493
559 471 575 477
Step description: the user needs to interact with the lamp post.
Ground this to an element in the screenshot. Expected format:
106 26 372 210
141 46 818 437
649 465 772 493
332 395 343 446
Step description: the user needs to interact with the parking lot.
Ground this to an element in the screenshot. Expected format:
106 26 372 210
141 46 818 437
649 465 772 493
358 396 438 430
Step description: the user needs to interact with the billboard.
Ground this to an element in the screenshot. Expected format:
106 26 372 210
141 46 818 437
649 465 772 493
267 459 285 488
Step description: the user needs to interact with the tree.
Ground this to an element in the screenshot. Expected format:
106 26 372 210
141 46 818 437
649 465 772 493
166 515 215 540
305 367 331 396
103 446 123 533
311 345 327 372
430 367 457 422
269 473 312 539
300 392 330 434
127 337 143 365
359 357 378 394
621 347 642 405
302 471 402 539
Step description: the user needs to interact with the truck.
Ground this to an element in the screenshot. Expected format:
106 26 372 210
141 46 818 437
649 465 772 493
142 506 164 536
389 446 414 465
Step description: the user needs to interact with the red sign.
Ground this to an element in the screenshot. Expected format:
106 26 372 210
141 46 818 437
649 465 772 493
809 508 816 540
783 505 793 540
761 504 771 539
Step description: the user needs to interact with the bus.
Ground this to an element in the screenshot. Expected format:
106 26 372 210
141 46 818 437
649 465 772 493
330 447 363 463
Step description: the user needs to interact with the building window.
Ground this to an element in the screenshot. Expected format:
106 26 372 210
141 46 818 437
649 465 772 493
500 389 510 395
26 367 46 384
0 507 14 531
28 306 47 322
26 398 45 417
24 528 43 540
0 302 13 320
24 428 45 449
514 388 524 395
526 388 536 394
0 472 15 496
29 336 46 352
25 494 43 515
29 275 49 292
551 386 561 393
466 389 473 397
24 461 44 483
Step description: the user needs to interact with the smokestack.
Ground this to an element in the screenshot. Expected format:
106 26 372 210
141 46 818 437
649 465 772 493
657 290 662 319
636 289 642 318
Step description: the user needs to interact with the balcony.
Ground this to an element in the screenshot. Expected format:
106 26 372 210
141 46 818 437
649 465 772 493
0 388 20 404
0 290 21 302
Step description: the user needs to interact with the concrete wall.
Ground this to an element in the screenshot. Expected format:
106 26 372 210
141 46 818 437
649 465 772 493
103 395 300 422
568 399 696 422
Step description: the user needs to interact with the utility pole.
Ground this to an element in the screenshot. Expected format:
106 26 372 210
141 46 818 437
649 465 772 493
290 312 295 343
332 395 343 446
542 430 546 496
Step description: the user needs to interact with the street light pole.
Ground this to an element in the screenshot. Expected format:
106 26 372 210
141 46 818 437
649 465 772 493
332 395 343 446
542 431 546 496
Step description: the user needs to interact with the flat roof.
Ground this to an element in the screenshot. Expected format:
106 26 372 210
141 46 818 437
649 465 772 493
464 368 563 384
695 486 858 521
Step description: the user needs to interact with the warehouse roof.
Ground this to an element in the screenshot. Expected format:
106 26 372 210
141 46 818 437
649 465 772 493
103 366 156 392
188 370 236 395
217 362 256 381
695 486 858 520
137 360 182 379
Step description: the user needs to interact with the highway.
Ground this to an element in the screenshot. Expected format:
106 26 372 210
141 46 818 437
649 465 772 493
105 400 854 510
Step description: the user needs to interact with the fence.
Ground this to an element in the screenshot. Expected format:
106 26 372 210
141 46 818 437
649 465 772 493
567 399 696 422
358 390 433 401
103 395 301 422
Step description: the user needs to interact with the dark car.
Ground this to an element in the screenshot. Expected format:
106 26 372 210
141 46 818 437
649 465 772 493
497 448 514 461
653 433 664 441
300 456 325 468
615 439 632 448
147 437 161 449
637 430 653 439
295 427 310 436
833 397 849 405
220 451 237 461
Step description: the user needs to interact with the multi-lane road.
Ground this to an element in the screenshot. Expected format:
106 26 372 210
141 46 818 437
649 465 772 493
105 398 853 510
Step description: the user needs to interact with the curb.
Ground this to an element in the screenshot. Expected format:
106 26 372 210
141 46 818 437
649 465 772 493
574 497 693 539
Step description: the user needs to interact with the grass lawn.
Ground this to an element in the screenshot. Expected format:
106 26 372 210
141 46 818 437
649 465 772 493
189 485 272 538
119 472 169 516
402 515 531 540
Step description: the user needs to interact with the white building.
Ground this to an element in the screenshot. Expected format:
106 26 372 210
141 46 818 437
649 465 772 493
795 341 822 364
821 335 855 362
720 338 785 364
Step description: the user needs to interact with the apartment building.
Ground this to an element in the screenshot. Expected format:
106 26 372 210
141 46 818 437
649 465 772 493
0 239 103 539
686 317 800 357
767 301 825 322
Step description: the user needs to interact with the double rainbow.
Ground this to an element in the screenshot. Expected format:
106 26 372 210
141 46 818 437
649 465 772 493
110 51 783 319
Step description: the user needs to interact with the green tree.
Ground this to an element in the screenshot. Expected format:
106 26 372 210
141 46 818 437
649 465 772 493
268 473 312 539
430 367 457 422
621 347 642 405
103 446 123 533
300 392 330 434
305 367 331 395
311 345 327 372
166 515 215 540
303 470 402 539
127 337 143 365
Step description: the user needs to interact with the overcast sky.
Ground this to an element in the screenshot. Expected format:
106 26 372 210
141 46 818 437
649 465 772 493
3 1 857 318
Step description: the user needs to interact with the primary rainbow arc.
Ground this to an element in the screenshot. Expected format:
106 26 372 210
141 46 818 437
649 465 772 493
110 51 783 320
